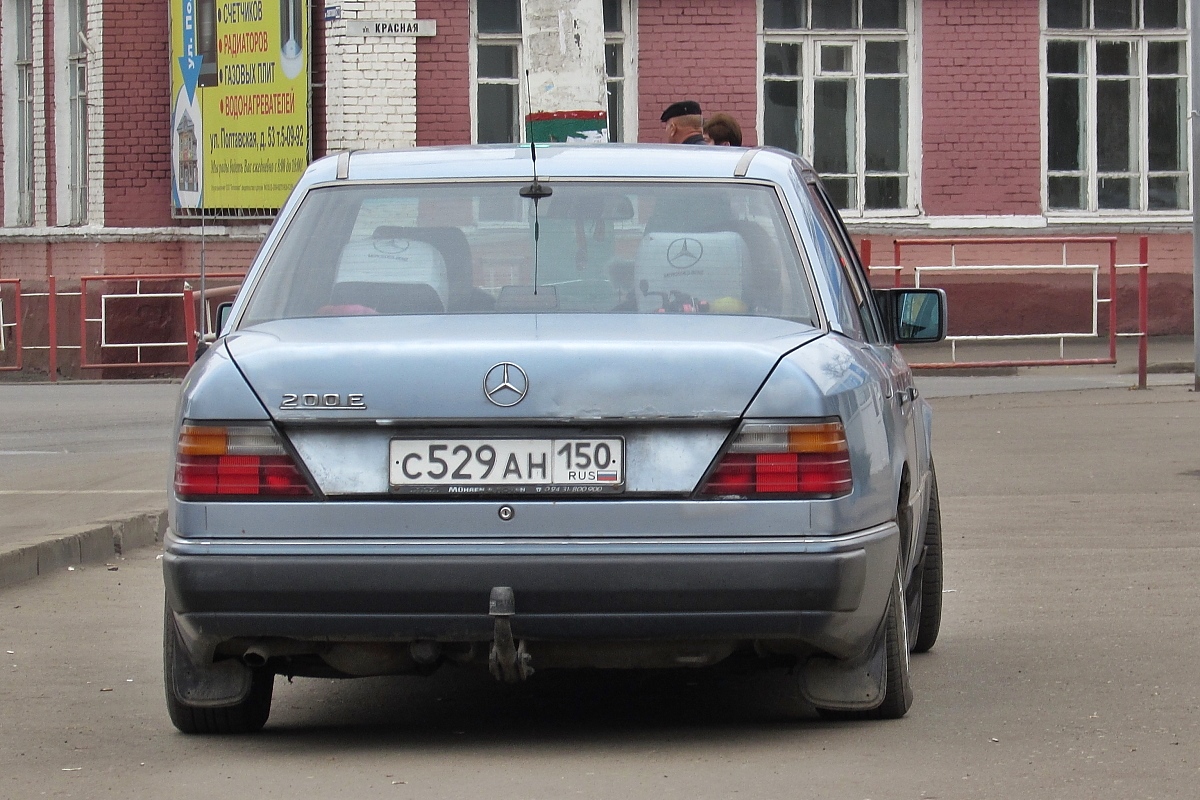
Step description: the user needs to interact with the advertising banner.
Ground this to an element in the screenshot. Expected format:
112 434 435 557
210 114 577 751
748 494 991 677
170 0 310 214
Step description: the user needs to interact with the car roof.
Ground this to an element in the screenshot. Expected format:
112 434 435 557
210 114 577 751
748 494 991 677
299 144 811 186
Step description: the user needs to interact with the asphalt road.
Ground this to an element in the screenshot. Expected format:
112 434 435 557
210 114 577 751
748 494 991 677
0 383 177 551
0 355 1190 554
1 383 1197 798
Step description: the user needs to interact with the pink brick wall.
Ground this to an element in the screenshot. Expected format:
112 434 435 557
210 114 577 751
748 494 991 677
922 0 1042 215
636 0 758 145
416 1 471 146
103 1 173 227
0 242 52 283
0 239 260 286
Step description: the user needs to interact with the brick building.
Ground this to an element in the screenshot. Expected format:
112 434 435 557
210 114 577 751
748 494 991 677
0 0 1193 376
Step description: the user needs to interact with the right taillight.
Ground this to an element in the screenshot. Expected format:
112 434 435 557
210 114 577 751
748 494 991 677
699 421 852 498
174 423 313 499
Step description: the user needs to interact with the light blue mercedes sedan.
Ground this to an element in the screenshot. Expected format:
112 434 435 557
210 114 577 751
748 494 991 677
163 143 947 733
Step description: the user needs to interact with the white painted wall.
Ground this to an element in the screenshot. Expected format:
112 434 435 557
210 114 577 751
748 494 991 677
524 0 607 116
323 0 419 149
85 0 103 225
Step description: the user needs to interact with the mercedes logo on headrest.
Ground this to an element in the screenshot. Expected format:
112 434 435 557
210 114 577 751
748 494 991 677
484 362 529 407
373 237 412 255
666 237 703 269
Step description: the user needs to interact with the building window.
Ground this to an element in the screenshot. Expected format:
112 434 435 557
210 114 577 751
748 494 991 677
1044 0 1189 212
474 0 523 144
14 0 35 225
761 0 914 213
604 0 636 142
66 0 88 224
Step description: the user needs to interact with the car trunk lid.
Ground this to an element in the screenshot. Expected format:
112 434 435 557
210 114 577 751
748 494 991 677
225 315 822 422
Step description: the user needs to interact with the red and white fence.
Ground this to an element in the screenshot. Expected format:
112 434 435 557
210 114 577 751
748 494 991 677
0 237 1156 386
0 279 22 372
3 273 244 381
862 235 1150 388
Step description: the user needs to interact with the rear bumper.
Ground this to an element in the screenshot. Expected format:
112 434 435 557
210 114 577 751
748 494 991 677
163 521 898 662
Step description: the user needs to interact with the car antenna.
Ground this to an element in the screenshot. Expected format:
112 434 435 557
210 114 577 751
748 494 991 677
518 70 551 294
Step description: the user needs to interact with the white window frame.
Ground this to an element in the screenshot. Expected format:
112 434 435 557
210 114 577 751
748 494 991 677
1041 0 1192 217
471 0 525 145
604 0 638 142
54 0 89 226
2 0 36 227
759 0 921 218
68 27 88 224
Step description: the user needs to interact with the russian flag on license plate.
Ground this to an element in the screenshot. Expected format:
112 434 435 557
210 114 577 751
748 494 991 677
596 470 619 482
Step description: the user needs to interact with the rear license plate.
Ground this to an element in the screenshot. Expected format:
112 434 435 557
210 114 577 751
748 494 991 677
389 438 625 494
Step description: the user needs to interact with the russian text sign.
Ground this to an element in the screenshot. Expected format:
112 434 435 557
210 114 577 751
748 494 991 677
346 19 437 36
170 0 311 213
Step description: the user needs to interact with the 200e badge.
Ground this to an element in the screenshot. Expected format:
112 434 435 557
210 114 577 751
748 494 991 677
280 392 367 410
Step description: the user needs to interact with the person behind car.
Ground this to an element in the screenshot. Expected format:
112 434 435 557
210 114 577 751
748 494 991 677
704 113 743 147
661 100 707 145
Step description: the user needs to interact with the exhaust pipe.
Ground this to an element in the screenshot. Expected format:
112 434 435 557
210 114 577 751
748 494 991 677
240 639 312 667
242 648 269 668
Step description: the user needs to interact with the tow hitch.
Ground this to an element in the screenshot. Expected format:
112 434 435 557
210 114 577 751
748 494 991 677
488 586 533 682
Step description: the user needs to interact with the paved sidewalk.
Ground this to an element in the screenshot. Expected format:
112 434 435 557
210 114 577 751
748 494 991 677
0 336 1195 588
0 383 177 587
909 333 1197 396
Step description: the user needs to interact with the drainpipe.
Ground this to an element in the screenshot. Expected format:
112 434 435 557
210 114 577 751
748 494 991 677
1192 3 1199 390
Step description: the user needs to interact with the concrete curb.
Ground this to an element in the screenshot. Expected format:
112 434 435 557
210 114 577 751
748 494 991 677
0 510 167 591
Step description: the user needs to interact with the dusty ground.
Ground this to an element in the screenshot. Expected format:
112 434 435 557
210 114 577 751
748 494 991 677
1 384 1197 799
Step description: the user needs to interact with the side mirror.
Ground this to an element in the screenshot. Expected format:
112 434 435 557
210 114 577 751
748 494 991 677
215 302 234 335
874 288 947 344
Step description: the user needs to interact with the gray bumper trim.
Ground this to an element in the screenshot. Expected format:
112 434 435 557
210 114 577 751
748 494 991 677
164 522 898 656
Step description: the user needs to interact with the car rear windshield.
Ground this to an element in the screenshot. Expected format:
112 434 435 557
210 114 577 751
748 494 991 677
239 180 819 325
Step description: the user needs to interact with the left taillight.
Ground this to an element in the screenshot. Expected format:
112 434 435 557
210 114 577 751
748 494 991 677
174 423 312 499
699 420 853 499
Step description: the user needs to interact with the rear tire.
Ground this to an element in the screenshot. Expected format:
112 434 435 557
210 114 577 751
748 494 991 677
912 466 943 654
816 569 913 720
163 603 273 734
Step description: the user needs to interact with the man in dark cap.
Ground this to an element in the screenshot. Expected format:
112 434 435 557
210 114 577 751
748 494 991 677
661 100 707 144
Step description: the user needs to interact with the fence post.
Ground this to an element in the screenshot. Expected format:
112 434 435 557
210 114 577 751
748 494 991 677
78 277 89 372
1108 241 1118 363
183 289 198 366
15 283 22 370
1138 236 1149 390
859 238 872 271
48 276 58 382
